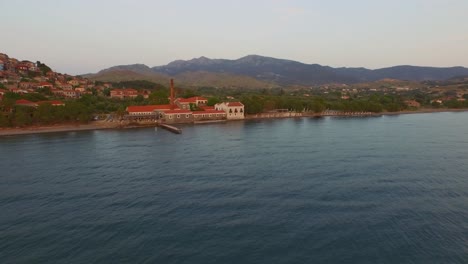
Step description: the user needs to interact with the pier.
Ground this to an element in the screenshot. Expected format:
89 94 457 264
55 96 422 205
159 124 182 134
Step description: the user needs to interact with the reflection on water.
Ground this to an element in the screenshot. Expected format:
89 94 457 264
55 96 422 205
1 112 468 264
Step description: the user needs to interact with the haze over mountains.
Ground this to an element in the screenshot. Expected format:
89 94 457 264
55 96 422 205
86 55 468 88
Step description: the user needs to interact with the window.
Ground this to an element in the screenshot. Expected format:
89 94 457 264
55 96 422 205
186 114 189 118
209 114 212 117
177 114 180 118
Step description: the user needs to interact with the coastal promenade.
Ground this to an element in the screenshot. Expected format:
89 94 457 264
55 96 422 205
1 108 468 136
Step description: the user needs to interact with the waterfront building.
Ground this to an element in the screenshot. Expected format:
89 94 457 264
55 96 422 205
405 100 421 108
214 102 245 119
162 110 193 124
192 110 227 121
126 105 173 116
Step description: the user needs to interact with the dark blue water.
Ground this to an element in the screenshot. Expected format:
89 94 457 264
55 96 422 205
1 112 468 263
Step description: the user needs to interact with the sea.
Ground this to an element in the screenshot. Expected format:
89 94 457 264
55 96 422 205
0 112 467 264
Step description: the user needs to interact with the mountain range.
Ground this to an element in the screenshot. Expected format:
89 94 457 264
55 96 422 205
85 55 468 88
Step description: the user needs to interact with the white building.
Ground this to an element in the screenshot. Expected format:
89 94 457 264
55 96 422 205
214 102 245 119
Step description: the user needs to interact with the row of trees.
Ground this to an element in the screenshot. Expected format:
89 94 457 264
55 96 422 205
238 94 407 114
0 102 92 127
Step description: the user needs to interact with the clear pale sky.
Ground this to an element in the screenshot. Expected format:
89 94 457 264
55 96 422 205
1 0 467 75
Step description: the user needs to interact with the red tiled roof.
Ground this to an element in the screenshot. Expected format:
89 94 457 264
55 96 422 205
176 98 196 103
164 110 193 114
200 106 215 110
191 96 207 101
226 102 244 107
127 104 174 113
38 82 53 86
16 99 37 105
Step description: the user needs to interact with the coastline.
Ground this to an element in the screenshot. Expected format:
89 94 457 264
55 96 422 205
0 121 121 137
1 108 468 137
379 108 468 116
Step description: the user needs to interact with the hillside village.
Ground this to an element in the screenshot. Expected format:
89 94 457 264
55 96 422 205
1 52 468 128
0 53 247 127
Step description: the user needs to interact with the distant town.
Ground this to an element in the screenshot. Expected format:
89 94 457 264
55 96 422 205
1 52 468 130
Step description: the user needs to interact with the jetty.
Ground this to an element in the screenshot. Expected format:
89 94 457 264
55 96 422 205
159 124 182 134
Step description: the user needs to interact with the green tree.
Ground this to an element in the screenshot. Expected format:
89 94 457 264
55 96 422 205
103 88 111 97
36 61 52 75
0 113 9 127
34 103 54 124
181 89 198 98
134 94 144 103
149 89 169 104
14 106 33 127
207 97 221 106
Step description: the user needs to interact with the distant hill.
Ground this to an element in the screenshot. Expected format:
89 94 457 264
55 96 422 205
87 69 171 84
86 55 468 87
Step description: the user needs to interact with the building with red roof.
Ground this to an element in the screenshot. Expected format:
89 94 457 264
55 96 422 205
15 99 38 107
110 88 139 99
193 110 227 121
200 105 215 110
125 103 229 124
215 102 245 119
126 104 174 115
35 82 53 89
162 110 193 124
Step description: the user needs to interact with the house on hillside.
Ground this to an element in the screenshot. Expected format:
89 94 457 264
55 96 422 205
35 82 54 89
110 88 138 99
19 82 36 89
215 102 245 119
405 100 421 108
63 90 79 98
68 79 80 86
16 99 38 107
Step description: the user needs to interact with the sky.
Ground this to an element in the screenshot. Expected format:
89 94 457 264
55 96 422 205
1 0 468 75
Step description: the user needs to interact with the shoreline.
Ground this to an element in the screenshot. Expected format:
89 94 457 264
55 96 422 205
0 122 121 137
1 108 468 137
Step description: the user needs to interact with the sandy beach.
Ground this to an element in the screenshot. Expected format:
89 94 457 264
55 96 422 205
1 108 468 137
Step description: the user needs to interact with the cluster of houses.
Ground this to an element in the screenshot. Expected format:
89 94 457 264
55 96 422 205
15 99 65 107
110 88 149 99
125 96 244 124
0 53 154 103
